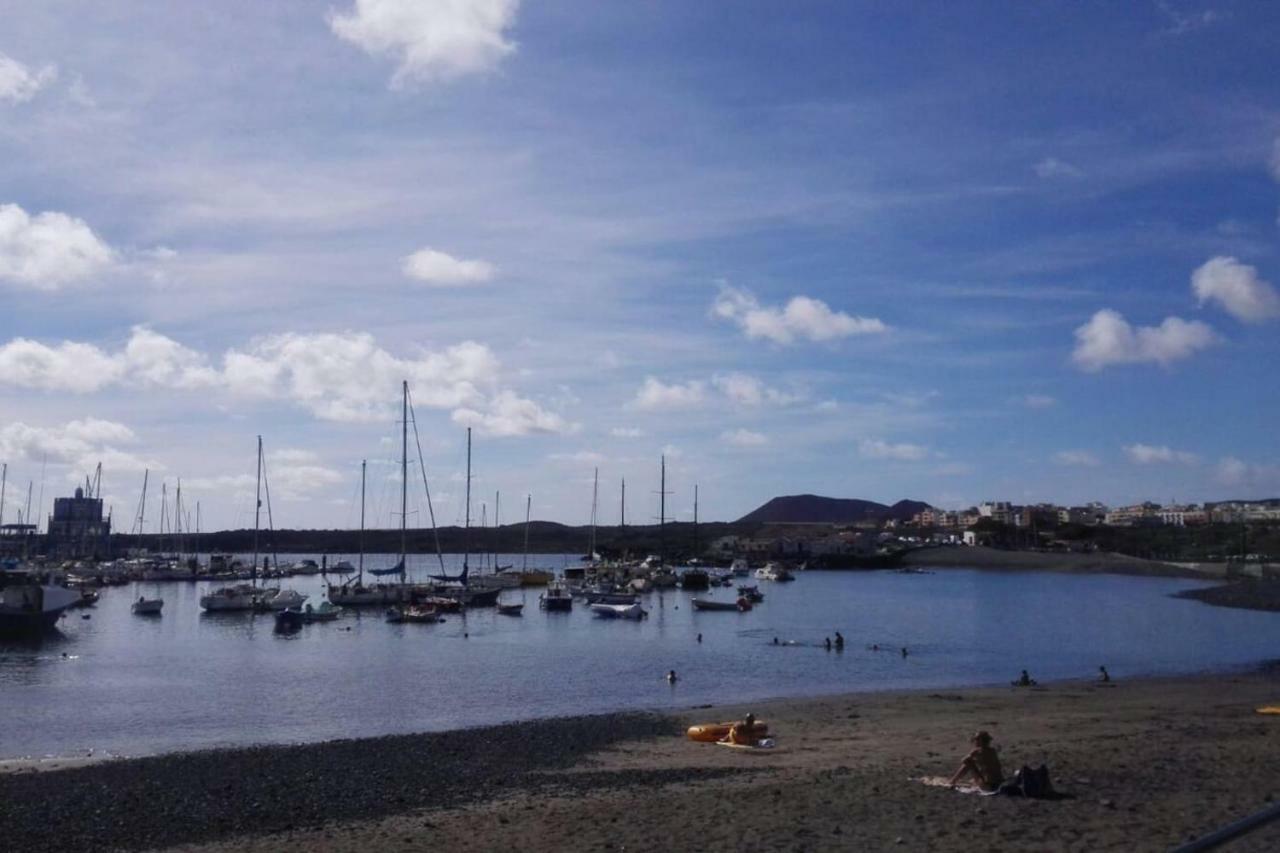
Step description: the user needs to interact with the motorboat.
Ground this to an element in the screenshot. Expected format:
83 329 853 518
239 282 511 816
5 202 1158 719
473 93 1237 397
497 602 524 616
289 559 322 575
754 563 794 582
585 590 639 606
70 587 100 608
131 596 164 615
541 581 572 611
590 602 646 620
385 604 443 624
326 560 357 574
737 585 764 603
257 588 307 612
692 597 751 612
200 584 271 612
274 608 304 631
301 599 342 622
0 570 81 636
679 568 710 591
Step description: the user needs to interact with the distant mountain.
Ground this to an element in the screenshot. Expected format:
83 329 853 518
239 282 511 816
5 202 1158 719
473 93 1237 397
736 494 931 524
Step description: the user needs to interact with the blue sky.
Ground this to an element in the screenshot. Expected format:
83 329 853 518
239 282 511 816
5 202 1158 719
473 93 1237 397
1 1 1278 531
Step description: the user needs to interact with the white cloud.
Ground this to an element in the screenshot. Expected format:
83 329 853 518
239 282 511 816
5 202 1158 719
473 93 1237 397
329 0 519 87
631 377 705 410
858 438 928 462
549 450 605 464
721 428 767 447
0 328 571 433
712 372 800 406
1215 456 1280 491
451 389 574 437
0 203 115 290
402 247 495 287
1071 309 1217 371
0 418 153 475
1034 157 1083 179
1269 137 1280 183
712 285 887 345
0 52 56 104
1024 394 1057 409
610 427 643 438
1123 443 1197 465
1191 256 1280 323
1052 450 1100 467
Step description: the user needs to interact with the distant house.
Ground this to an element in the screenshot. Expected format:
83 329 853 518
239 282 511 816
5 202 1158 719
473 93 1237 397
46 487 112 559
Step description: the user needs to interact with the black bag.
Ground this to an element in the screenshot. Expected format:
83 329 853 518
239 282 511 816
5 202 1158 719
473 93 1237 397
1010 764 1054 798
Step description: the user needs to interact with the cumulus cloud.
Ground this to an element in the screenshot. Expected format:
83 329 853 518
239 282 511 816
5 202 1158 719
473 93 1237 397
263 450 344 501
858 438 928 462
1191 256 1280 323
329 0 519 86
631 377 705 410
712 285 886 345
610 427 643 438
712 372 800 406
0 52 56 104
1270 137 1280 183
0 418 153 474
721 428 767 447
0 328 571 434
1071 309 1217 371
451 389 573 437
402 247 495 286
0 203 115 290
1123 443 1198 465
1215 456 1280 490
1052 450 1100 467
1034 157 1083 179
1024 394 1057 409
549 450 605 464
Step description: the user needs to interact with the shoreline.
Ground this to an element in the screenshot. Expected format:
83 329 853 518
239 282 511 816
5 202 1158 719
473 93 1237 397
6 671 1280 852
901 544 1224 579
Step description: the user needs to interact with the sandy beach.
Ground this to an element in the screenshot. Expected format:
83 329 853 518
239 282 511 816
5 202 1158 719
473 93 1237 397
901 545 1222 579
6 671 1280 852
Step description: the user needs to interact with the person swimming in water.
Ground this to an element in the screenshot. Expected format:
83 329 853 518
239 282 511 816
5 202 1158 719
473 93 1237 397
834 631 844 650
824 637 832 651
667 669 678 683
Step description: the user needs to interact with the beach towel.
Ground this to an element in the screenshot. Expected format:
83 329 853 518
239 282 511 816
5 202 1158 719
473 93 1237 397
917 776 1001 796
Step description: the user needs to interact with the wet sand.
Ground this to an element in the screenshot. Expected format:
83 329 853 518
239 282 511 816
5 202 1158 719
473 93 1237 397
8 672 1279 852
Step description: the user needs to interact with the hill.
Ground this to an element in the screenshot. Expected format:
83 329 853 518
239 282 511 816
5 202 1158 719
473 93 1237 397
736 494 930 525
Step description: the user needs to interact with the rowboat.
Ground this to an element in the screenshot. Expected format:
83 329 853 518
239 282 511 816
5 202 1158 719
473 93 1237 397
590 602 645 620
497 602 524 616
692 597 751 612
131 596 164 615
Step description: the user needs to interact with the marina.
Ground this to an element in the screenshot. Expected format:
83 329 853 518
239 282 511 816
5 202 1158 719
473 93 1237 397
3 559 1279 762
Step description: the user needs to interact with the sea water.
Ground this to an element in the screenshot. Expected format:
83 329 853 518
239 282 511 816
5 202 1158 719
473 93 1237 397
2 556 1275 760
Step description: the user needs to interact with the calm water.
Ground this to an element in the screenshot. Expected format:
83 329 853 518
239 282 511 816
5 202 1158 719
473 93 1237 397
2 555 1276 760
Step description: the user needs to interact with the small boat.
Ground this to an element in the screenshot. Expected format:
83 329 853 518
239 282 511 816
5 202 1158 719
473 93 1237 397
541 581 572 611
70 588 100 608
585 591 639 605
730 558 751 577
301 599 342 622
0 571 81 636
680 568 710 591
289 559 322 575
737 585 764 603
590 602 646 620
200 584 267 612
417 595 463 613
257 588 307 612
692 597 751 612
131 596 164 615
754 563 794 582
386 604 443 624
687 720 769 743
497 602 524 616
326 560 357 574
274 608 304 631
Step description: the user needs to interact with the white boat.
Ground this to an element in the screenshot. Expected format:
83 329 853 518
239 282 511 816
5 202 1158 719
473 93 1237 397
289 559 322 575
131 596 164 615
730 558 751 577
754 563 794 582
0 571 81 636
200 584 269 612
302 598 342 622
258 587 307 611
590 602 645 620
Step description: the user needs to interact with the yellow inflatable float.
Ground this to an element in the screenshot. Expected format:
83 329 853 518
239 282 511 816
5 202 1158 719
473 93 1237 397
686 720 769 742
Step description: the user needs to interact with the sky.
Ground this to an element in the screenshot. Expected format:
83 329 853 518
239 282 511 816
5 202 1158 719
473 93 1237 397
1 0 1278 532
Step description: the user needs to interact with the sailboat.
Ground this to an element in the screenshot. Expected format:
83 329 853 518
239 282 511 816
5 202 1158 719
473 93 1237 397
428 428 500 607
200 437 279 612
330 384 420 607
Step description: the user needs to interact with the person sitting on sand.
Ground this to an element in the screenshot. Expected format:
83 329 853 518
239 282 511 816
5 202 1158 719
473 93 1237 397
1013 669 1037 687
949 730 1004 791
1099 665 1110 683
725 713 759 746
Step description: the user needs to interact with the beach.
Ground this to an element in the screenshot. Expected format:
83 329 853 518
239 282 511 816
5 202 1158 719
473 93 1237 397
5 671 1280 852
901 545 1224 579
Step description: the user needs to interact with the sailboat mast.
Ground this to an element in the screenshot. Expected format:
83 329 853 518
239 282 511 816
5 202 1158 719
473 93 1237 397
659 455 666 568
359 459 366 583
195 501 201 559
693 484 699 558
400 380 408 580
522 494 531 572
621 478 625 528
590 467 598 560
253 435 262 585
0 462 6 527
494 491 500 573
463 427 472 572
